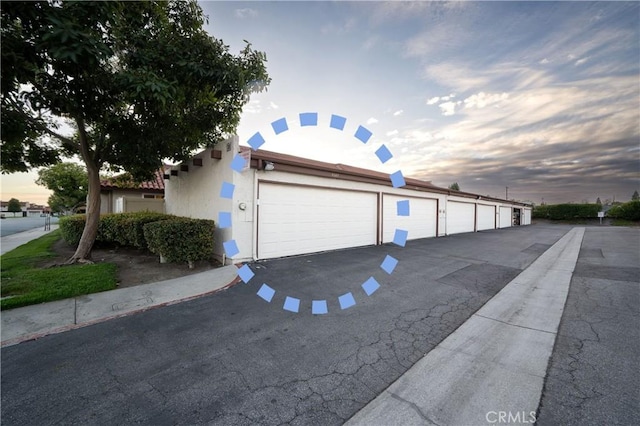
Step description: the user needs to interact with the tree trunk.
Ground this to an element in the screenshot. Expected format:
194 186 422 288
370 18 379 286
68 120 102 263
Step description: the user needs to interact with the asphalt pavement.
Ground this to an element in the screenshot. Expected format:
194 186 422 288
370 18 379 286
536 227 640 425
1 224 638 425
0 215 59 237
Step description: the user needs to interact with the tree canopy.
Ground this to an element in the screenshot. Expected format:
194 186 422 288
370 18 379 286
632 190 639 201
36 162 88 213
448 182 460 191
1 1 270 261
7 198 21 215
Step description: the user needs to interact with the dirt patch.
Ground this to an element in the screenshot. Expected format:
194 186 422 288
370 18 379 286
46 239 222 288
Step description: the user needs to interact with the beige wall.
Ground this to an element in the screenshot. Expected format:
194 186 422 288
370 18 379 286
165 136 242 264
101 190 164 214
114 197 164 214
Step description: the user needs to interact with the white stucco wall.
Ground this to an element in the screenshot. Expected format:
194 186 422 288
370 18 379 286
164 136 255 264
165 138 531 263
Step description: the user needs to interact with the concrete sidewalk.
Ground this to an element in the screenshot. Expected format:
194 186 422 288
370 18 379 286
0 225 60 255
1 264 240 347
347 227 585 425
1 224 241 347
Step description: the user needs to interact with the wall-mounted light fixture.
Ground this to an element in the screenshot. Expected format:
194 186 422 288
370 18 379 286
263 161 275 171
239 202 247 211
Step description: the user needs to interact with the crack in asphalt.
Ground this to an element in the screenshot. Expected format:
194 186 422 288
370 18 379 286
389 391 442 425
218 292 484 425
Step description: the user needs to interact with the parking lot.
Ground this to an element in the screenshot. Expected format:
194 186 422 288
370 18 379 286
1 224 638 425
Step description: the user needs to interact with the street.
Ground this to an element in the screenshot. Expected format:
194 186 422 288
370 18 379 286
0 216 59 237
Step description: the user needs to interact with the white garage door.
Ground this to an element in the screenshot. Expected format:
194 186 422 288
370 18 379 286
447 201 475 235
382 194 437 243
523 208 532 225
499 206 512 228
477 204 496 231
257 183 378 259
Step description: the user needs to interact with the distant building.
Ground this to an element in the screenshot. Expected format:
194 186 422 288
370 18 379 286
0 201 50 216
98 167 167 214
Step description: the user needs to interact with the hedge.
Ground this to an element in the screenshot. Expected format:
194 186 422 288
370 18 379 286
99 212 171 248
59 215 89 246
607 201 640 221
533 203 600 220
143 218 216 265
59 212 173 248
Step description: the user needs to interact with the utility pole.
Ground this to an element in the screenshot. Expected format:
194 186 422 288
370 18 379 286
505 186 509 200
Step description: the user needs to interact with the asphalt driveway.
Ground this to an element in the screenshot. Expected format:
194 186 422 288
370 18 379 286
2 225 634 425
536 227 640 425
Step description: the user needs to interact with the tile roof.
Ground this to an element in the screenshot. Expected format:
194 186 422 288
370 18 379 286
100 166 168 191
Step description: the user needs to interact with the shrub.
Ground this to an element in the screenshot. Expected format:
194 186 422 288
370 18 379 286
533 203 600 220
100 211 171 248
59 211 172 248
607 201 640 221
143 218 216 265
59 215 89 245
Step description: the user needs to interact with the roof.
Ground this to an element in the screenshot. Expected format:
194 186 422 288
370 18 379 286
177 147 531 207
100 167 168 191
250 148 444 190
249 149 530 206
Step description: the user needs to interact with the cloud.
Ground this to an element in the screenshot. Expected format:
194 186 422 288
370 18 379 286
438 101 458 116
368 0 469 29
426 97 440 105
235 8 258 19
395 72 639 203
393 109 403 116
386 129 399 137
268 101 279 110
366 117 379 125
574 57 590 66
463 92 509 109
244 99 261 114
321 18 357 35
362 36 379 50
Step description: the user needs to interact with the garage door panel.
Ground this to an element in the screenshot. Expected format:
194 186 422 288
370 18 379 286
382 195 437 243
447 201 475 235
258 183 377 259
499 206 512 228
477 204 495 231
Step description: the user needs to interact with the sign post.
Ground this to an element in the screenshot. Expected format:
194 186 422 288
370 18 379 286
598 211 604 225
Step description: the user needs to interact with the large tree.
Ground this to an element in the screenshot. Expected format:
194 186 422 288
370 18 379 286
1 1 270 262
36 162 88 213
7 198 22 216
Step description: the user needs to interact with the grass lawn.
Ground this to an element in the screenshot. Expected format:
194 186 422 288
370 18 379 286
1 230 117 310
611 219 640 227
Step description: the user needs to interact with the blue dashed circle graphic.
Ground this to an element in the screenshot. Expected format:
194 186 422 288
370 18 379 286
218 113 409 315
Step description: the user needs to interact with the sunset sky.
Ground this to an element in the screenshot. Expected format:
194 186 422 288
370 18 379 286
2 1 638 205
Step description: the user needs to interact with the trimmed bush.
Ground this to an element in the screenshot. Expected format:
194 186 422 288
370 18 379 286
607 201 640 221
59 215 89 245
59 211 173 248
143 218 216 265
100 212 171 248
533 203 600 220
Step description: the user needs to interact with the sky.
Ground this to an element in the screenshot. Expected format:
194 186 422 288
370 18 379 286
2 1 638 205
